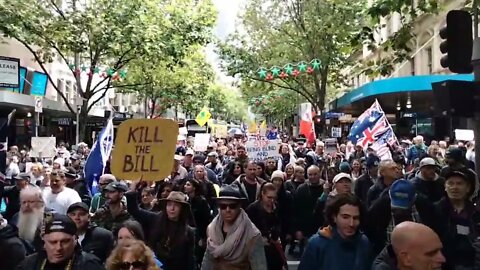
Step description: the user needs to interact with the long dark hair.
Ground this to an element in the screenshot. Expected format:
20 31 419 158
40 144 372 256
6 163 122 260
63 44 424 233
118 220 145 241
148 203 190 250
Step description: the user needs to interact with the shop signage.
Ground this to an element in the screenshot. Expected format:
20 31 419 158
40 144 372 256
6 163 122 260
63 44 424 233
0 56 20 88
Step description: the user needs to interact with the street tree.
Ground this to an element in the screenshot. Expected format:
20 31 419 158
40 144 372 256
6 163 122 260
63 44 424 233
220 0 443 119
123 45 217 118
0 0 215 140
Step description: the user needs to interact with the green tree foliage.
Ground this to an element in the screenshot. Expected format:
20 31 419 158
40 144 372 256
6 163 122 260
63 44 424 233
219 0 366 113
206 83 248 122
0 0 216 140
220 0 443 123
123 46 216 118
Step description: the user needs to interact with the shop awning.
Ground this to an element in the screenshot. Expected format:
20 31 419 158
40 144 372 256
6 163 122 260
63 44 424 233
335 74 473 108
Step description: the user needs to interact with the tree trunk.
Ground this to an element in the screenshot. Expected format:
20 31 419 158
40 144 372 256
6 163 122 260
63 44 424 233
79 101 89 144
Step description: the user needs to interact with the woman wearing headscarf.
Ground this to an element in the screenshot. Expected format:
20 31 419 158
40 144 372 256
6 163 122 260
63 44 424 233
202 185 266 270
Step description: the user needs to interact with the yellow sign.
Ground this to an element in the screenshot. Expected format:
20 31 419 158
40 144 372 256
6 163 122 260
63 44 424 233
195 107 211 127
214 125 228 138
111 118 178 181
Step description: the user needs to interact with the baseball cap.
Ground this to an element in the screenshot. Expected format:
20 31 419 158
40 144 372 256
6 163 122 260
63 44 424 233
186 149 195 156
365 154 380 169
14 172 30 181
67 202 89 214
43 213 77 236
70 154 81 161
419 157 439 169
207 152 218 158
338 162 351 173
446 147 464 161
104 181 128 192
389 179 416 209
64 167 78 179
332 173 353 184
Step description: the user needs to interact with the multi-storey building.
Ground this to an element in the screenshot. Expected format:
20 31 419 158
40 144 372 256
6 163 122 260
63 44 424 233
0 37 145 145
327 0 473 140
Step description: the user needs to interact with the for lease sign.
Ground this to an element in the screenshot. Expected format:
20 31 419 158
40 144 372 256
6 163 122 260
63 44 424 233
0 56 20 88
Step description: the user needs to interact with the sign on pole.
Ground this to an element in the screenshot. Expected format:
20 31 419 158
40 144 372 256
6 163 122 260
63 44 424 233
245 139 281 162
111 118 178 181
34 96 43 113
30 137 56 158
0 56 20 88
331 127 342 138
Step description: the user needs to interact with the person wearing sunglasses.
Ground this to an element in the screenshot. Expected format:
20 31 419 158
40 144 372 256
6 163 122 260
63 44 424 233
107 239 160 270
202 185 267 269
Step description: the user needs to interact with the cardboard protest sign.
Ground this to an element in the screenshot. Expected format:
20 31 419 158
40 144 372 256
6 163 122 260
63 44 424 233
30 137 56 158
324 138 338 155
214 125 228 138
111 118 178 181
194 133 210 152
246 139 281 162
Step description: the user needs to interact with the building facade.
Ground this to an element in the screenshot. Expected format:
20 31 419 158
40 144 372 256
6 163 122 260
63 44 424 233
328 0 473 141
0 37 145 146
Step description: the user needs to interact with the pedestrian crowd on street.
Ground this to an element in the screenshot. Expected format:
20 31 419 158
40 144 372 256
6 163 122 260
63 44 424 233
0 133 479 270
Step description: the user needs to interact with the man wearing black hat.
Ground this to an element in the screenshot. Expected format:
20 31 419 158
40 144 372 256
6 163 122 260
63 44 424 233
17 213 105 270
91 181 130 235
69 154 82 173
67 202 114 263
65 167 91 207
2 172 32 221
440 147 477 196
202 185 266 269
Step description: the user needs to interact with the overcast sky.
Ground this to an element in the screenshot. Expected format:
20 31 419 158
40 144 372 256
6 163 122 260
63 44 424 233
206 0 245 83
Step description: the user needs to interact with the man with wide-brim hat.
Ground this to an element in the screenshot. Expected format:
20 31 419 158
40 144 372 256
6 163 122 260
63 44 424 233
202 185 267 269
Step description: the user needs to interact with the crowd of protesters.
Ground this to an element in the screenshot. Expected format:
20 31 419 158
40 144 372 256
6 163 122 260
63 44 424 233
0 134 479 269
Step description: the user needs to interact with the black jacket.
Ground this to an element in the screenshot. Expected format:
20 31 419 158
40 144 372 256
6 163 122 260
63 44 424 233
365 190 438 255
0 224 26 270
372 245 398 270
293 182 324 236
126 191 196 270
410 173 445 204
366 177 389 209
188 195 211 240
67 180 91 207
434 198 480 269
354 173 375 204
80 224 114 263
16 246 105 270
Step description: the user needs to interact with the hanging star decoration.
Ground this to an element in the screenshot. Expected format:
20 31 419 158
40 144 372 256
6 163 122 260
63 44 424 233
66 64 128 81
255 59 321 81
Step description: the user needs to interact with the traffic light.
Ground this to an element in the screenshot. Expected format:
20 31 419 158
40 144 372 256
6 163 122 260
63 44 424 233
439 10 473 74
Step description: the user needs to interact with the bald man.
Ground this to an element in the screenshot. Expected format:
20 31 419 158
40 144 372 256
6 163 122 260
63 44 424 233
373 221 445 270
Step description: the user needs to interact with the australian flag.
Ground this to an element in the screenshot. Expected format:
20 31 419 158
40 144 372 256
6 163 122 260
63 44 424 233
348 100 398 159
83 117 114 194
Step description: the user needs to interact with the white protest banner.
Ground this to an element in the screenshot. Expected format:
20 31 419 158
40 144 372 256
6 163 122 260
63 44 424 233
30 137 56 158
455 129 474 141
246 139 281 162
194 133 210 152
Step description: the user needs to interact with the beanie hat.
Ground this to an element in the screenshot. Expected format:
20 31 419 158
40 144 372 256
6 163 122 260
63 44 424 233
339 162 351 173
271 170 285 181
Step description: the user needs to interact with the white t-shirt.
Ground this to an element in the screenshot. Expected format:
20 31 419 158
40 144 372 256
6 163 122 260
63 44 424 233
78 233 86 246
42 187 82 214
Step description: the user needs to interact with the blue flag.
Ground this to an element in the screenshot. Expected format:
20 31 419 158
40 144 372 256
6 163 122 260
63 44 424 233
84 117 114 194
